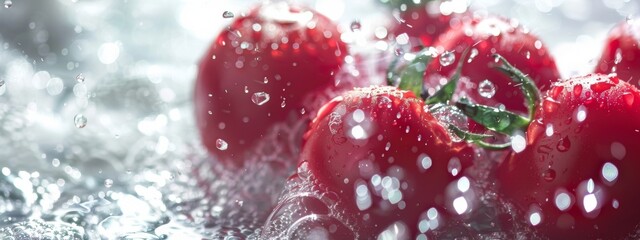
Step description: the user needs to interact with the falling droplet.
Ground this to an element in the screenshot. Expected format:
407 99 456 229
222 11 234 18
439 51 455 66
542 169 556 181
556 136 571 152
251 92 270 105
280 100 286 108
216 139 228 150
300 108 306 115
75 73 85 83
478 80 496 98
74 114 87 128
3 0 12 8
350 20 361 32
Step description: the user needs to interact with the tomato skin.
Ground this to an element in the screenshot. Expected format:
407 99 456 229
194 2 353 165
425 16 561 114
595 18 640 86
300 86 477 238
498 73 640 239
389 2 470 50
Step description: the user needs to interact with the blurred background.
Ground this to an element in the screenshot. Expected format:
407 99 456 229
0 0 636 239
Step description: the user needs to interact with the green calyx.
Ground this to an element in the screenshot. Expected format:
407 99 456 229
390 46 541 150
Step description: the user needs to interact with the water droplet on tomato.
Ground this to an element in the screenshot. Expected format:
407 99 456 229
439 51 456 67
251 92 270 105
478 79 496 98
542 169 556 181
222 11 234 18
556 136 571 152
622 92 635 107
74 114 87 128
614 48 622 64
543 97 560 113
216 139 228 150
573 84 582 97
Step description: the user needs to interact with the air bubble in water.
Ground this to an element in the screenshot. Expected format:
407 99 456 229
251 92 270 105
439 51 455 66
74 114 87 128
3 0 12 8
76 73 85 83
350 20 361 31
216 139 228 150
222 11 234 18
478 79 496 98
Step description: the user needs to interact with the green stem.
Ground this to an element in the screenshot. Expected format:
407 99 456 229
492 54 541 121
425 48 470 105
449 125 511 150
397 47 437 97
455 98 531 135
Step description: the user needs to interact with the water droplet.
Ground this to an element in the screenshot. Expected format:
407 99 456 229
478 79 496 98
251 92 270 105
439 51 455 66
280 100 286 108
614 48 622 64
75 73 85 83
556 136 571 152
622 92 635 107
576 105 587 122
542 169 556 181
543 97 560 113
447 157 461 176
3 0 12 8
601 162 618 183
297 162 311 179
573 84 582 97
417 153 432 172
394 48 404 56
216 139 228 150
350 20 361 31
529 211 541 226
222 11 234 18
300 108 306 115
0 79 4 87
74 114 87 128
555 192 571 211
452 196 468 214
511 131 526 153
104 179 113 188
467 48 479 63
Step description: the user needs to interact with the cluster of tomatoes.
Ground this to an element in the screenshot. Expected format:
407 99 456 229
193 1 640 239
